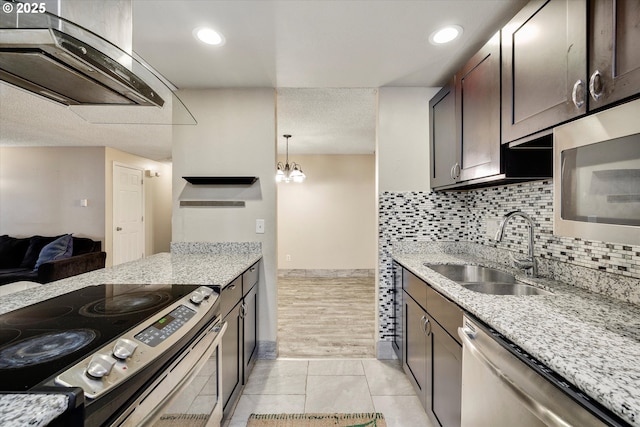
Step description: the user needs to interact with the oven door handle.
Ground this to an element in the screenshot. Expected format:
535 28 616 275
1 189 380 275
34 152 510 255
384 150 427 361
118 320 227 427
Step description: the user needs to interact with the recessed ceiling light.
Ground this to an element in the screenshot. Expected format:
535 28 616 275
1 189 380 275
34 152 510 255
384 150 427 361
429 25 463 45
193 27 225 46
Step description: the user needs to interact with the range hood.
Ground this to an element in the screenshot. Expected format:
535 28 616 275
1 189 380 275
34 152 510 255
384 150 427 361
0 0 195 124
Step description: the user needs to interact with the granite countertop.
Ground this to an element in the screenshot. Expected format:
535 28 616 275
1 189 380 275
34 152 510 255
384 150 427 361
393 250 640 427
0 251 262 316
0 249 262 426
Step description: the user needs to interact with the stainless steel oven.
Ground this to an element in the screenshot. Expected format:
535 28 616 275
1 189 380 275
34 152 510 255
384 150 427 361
554 99 640 246
0 283 225 426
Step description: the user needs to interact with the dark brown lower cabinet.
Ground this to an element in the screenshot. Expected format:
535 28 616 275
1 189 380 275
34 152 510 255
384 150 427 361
431 319 462 427
222 301 241 414
402 268 462 427
220 261 260 419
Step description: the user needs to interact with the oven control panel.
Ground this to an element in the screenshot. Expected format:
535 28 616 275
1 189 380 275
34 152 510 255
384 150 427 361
134 305 196 347
55 286 218 399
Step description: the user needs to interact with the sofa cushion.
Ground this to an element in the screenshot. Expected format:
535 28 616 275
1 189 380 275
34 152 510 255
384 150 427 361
34 234 73 270
0 268 38 285
72 237 100 255
19 235 62 269
0 235 30 268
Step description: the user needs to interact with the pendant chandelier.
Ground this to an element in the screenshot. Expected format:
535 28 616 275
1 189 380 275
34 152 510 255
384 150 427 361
276 134 306 183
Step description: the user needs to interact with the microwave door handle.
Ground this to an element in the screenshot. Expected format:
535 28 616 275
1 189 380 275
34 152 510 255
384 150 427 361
458 328 572 427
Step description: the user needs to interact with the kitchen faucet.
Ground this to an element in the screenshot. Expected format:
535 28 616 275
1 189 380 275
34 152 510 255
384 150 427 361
495 210 538 277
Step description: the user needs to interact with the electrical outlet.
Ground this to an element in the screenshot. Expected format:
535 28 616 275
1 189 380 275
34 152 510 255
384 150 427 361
255 219 265 234
286 254 291 262
485 218 502 239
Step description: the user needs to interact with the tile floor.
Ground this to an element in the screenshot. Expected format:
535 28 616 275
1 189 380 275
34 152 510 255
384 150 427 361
227 358 433 427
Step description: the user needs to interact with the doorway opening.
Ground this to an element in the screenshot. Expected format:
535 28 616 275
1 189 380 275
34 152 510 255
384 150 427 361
275 89 378 358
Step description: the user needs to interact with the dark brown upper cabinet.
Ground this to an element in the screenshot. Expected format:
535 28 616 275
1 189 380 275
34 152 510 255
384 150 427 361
429 79 458 188
588 0 640 111
502 0 587 144
456 32 501 181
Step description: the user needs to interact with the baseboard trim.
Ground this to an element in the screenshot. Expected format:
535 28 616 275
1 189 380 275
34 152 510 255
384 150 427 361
278 269 375 278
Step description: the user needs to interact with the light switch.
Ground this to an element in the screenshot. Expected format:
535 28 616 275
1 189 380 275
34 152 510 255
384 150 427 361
256 219 265 234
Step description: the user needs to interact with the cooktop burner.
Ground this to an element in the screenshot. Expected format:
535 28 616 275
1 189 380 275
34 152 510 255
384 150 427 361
0 329 98 369
5 306 74 325
79 291 172 317
0 284 201 392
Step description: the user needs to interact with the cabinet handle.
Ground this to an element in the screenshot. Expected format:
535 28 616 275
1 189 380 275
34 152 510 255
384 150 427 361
420 315 427 334
226 284 237 291
240 302 247 318
589 70 604 101
571 79 585 109
250 267 256 272
425 318 432 336
450 163 460 180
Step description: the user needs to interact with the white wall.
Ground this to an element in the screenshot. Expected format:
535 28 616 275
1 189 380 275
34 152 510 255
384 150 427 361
377 87 439 192
172 88 278 345
0 146 105 241
0 146 172 265
104 147 172 266
277 154 376 270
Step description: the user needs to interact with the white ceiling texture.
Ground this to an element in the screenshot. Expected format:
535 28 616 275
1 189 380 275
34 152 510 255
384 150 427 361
0 0 527 160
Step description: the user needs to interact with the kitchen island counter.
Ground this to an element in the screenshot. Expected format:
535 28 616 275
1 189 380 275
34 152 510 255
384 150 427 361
0 251 262 316
0 248 262 426
393 244 640 427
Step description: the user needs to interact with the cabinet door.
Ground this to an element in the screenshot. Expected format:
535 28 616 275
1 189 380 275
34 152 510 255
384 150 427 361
221 303 241 415
430 79 458 188
392 262 403 361
403 291 428 408
589 0 640 110
502 0 587 143
457 32 501 181
242 283 258 383
430 320 462 427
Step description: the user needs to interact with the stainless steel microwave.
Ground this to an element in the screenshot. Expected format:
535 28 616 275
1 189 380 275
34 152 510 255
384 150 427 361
554 99 640 246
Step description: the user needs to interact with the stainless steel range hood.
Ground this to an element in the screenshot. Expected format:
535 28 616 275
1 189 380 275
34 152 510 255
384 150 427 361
0 28 163 106
0 0 194 124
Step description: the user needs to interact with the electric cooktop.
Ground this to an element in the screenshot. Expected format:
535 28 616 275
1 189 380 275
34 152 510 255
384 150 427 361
0 284 202 392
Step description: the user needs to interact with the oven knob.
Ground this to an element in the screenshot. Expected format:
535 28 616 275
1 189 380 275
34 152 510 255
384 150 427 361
190 291 205 305
198 286 213 299
113 338 138 360
86 354 115 379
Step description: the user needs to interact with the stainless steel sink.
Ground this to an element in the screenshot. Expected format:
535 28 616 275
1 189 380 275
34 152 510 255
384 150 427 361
424 263 552 296
424 264 516 284
462 282 552 296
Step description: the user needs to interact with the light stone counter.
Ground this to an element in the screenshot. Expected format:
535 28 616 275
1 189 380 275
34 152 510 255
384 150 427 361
0 246 262 426
393 246 640 427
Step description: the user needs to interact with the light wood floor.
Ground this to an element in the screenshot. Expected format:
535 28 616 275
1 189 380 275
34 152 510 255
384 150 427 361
277 276 376 358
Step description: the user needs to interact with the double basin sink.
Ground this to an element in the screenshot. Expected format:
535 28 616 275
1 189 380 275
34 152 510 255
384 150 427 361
424 264 552 296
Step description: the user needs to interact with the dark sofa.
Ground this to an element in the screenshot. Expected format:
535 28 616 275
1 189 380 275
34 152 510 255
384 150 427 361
0 234 106 286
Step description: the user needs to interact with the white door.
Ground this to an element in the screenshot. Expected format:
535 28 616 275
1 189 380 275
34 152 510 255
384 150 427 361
113 165 144 265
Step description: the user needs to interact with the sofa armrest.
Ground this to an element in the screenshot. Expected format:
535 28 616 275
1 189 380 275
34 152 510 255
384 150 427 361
37 252 107 283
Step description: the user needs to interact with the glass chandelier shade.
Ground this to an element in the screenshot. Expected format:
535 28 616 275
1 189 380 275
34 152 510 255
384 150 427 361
276 134 306 183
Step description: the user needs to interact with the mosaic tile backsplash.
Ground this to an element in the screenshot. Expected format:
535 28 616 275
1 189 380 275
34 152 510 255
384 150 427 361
378 179 640 342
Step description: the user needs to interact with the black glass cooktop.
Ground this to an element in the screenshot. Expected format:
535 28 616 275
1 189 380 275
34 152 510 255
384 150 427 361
0 284 200 392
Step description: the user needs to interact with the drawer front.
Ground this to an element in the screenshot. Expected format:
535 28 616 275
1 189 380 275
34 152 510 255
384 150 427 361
403 269 427 309
221 276 242 319
426 286 463 344
242 262 259 295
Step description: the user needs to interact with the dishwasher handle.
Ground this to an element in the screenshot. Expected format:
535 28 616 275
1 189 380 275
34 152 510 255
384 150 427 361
458 327 572 427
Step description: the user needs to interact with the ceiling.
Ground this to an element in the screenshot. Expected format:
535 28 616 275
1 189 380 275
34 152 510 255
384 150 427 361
0 0 527 160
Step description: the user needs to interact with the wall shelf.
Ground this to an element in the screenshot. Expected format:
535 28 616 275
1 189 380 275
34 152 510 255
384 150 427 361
182 176 258 185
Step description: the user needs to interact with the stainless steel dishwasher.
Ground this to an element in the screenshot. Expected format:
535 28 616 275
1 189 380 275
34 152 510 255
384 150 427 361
458 315 630 427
